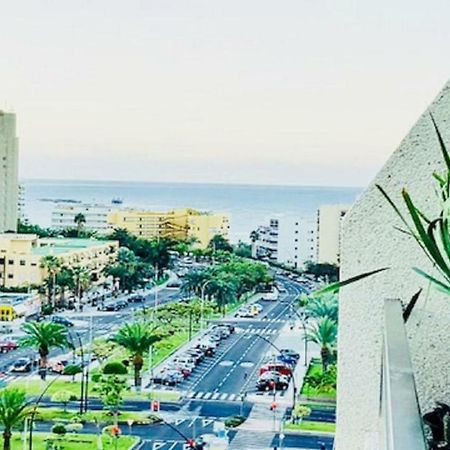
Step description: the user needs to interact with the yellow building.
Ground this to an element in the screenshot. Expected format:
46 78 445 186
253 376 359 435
108 208 230 248
0 234 119 289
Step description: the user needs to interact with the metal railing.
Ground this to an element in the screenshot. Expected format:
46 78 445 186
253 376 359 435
380 298 427 449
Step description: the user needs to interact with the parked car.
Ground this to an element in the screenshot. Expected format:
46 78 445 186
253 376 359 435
153 370 184 386
128 295 145 303
235 308 254 318
280 349 300 360
0 339 18 353
51 316 74 327
115 300 128 309
173 356 196 370
164 363 192 378
98 302 119 311
195 342 215 356
166 280 182 288
185 349 205 364
276 354 297 366
259 362 293 378
10 358 34 373
220 323 235 334
256 372 289 391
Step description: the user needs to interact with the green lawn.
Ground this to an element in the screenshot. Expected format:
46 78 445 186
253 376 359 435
11 378 181 403
300 361 336 401
285 420 336 434
34 407 160 424
1 433 137 450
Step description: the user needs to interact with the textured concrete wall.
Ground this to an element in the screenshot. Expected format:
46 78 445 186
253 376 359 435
336 80 450 450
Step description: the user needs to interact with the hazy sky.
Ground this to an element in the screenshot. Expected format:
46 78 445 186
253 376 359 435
1 0 450 187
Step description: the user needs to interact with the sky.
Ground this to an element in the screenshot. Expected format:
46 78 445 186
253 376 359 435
1 0 450 187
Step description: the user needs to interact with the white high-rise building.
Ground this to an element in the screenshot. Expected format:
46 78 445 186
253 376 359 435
0 111 19 232
251 216 316 269
316 204 350 265
51 203 113 233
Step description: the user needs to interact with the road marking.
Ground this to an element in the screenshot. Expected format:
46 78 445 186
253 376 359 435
220 393 227 400
218 360 233 367
212 392 220 399
228 394 236 401
203 392 212 399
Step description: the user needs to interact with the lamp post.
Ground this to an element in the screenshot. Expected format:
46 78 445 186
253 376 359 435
200 279 214 332
289 304 309 367
68 330 85 415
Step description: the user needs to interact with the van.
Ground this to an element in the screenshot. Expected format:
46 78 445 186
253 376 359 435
259 363 293 378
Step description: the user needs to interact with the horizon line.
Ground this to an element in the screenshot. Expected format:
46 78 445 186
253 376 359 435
20 176 365 191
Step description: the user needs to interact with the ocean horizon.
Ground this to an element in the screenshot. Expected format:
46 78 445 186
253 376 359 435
22 179 363 243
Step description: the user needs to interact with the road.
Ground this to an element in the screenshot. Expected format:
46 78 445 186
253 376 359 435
15 276 336 449
0 284 181 380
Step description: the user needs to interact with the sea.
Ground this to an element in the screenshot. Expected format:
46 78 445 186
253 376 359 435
22 179 363 243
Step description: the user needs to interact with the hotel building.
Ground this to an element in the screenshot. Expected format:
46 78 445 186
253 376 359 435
0 111 19 232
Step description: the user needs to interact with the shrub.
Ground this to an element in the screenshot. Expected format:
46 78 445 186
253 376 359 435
102 361 128 375
63 364 82 376
224 415 246 428
52 424 67 435
91 373 101 383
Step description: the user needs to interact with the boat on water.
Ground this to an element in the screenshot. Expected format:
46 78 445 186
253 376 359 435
111 197 123 205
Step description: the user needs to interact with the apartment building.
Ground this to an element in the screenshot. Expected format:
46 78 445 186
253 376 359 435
316 204 350 265
0 234 119 288
51 203 112 233
0 111 19 232
108 208 230 248
251 216 316 269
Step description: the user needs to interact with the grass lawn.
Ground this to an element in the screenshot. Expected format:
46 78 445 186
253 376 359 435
300 361 336 402
11 378 181 403
285 420 336 434
1 432 137 450
34 407 159 424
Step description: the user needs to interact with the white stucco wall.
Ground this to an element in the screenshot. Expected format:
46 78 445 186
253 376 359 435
337 80 450 450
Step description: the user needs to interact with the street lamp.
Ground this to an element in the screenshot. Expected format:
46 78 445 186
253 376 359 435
200 279 214 332
289 304 309 367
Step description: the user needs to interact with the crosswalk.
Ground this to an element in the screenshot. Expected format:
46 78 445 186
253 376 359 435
237 328 279 335
185 391 242 402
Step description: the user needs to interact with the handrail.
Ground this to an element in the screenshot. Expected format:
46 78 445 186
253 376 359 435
380 298 427 450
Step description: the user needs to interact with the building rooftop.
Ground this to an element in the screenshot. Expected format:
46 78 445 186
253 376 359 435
32 238 116 256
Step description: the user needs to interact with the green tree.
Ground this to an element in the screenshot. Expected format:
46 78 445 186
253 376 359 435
306 317 337 372
41 256 62 307
51 391 73 412
305 294 339 322
96 374 128 421
74 213 86 237
20 321 69 380
55 267 75 307
113 322 162 388
208 234 233 253
0 388 30 450
72 266 91 305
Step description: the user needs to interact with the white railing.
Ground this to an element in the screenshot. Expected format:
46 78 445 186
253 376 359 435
380 298 427 450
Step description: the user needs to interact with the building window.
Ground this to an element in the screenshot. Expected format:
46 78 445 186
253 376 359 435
7 274 13 279
8 260 13 265
20 260 26 266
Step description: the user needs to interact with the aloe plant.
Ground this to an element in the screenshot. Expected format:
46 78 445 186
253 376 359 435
375 115 450 294
319 115 450 300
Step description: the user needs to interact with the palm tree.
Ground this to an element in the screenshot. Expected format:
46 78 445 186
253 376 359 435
305 294 339 322
306 317 337 372
41 256 62 308
20 321 69 380
74 213 86 237
0 388 30 450
72 266 91 307
182 270 211 297
112 322 162 388
209 278 238 316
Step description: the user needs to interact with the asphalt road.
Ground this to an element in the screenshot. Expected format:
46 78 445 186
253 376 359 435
0 285 181 377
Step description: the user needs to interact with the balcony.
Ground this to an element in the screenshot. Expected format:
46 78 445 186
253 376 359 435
337 80 450 450
380 299 427 450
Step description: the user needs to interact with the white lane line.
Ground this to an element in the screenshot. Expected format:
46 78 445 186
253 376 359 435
212 392 220 400
203 392 212 399
220 393 227 400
